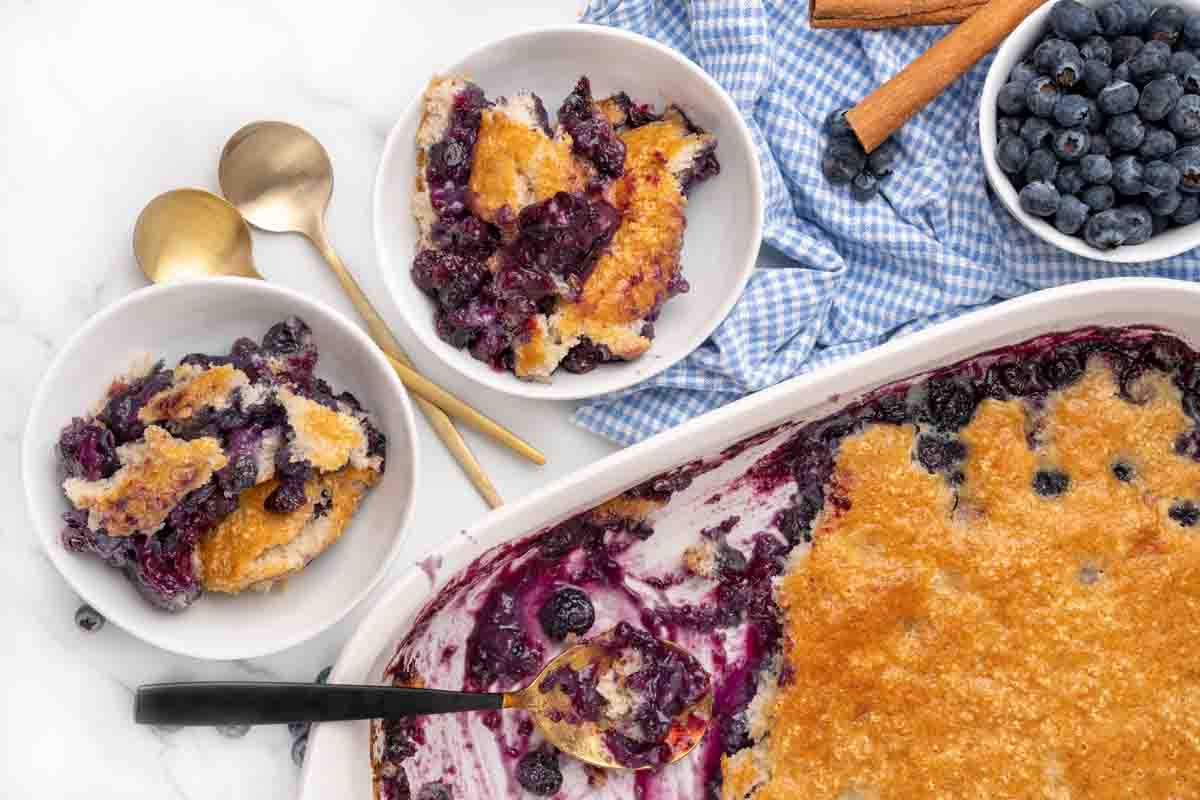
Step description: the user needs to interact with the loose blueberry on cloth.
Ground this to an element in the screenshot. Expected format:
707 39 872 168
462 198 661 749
574 0 1200 447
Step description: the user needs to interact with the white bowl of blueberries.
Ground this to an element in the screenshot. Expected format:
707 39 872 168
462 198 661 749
982 0 1200 261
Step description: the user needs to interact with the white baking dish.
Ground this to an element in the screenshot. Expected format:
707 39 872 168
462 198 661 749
299 276 1200 797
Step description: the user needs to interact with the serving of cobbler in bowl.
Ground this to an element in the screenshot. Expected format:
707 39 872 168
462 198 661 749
23 278 418 659
375 26 762 399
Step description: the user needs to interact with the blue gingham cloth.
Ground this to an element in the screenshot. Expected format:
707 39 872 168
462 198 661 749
572 0 1200 446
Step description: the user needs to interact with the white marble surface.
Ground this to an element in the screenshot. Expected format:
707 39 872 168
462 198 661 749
1 2 774 796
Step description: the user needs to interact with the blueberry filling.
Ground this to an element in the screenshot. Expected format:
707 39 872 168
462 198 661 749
557 76 626 179
538 587 596 641
56 319 385 612
515 747 562 796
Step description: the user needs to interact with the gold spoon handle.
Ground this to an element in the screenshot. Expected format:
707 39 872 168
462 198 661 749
306 225 530 507
308 235 542 464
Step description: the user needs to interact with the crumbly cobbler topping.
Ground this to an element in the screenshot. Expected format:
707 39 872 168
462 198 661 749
411 74 719 381
56 318 386 611
726 361 1200 799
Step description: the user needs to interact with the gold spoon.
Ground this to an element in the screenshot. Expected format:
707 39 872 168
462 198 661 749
132 188 541 508
216 120 551 504
135 629 712 770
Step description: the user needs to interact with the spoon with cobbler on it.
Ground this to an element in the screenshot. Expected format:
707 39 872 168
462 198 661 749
134 621 712 772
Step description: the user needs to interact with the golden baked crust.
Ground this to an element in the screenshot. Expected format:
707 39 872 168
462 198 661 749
467 107 585 231
138 363 249 424
277 387 367 473
62 426 228 536
196 467 379 593
513 112 709 378
726 361 1200 798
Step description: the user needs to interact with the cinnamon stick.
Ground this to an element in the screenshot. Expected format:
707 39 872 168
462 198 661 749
846 0 1050 152
811 0 988 29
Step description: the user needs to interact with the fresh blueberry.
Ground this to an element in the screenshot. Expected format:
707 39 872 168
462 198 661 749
821 136 866 184
868 139 900 176
1054 128 1091 161
1151 189 1183 216
1111 35 1144 64
1143 159 1182 196
1084 59 1114 94
1081 34 1114 65
516 749 563 796
1053 54 1085 88
1020 180 1062 217
1186 14 1200 47
1054 93 1091 128
1082 183 1117 211
1055 194 1091 234
1120 204 1154 244
1085 208 1129 247
1033 469 1071 496
1147 5 1186 45
1128 39 1172 85
1052 1 1099 40
1057 164 1087 195
538 587 596 641
1011 60 1040 85
1172 50 1200 80
1035 38 1081 75
1138 74 1183 120
1026 76 1060 117
997 81 1029 115
1153 212 1172 235
1099 2 1130 36
1117 0 1152 35
1090 132 1112 155
74 603 105 632
1138 126 1178 159
1112 460 1136 481
1170 499 1200 526
1021 116 1056 149
1174 193 1200 222
998 116 1024 139
1080 153 1114 184
1107 112 1146 150
1098 81 1139 116
1169 93 1200 138
1112 154 1145 194
1171 144 1200 191
850 170 880 202
1114 61 1133 82
1025 147 1060 183
1184 65 1200 94
996 135 1031 174
823 108 854 138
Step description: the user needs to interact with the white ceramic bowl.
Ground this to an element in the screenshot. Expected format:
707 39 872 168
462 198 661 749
300 276 1200 797
374 25 764 400
21 278 419 660
981 0 1200 263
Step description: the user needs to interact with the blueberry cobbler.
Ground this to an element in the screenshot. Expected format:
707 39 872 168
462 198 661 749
373 325 1200 799
409 75 720 381
56 318 386 611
